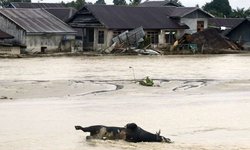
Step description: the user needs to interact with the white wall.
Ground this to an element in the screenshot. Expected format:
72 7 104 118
93 28 112 51
181 18 208 34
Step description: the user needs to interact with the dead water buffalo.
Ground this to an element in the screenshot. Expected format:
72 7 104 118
75 123 172 143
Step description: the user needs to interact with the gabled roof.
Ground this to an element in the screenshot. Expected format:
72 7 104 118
0 29 14 39
208 18 246 35
139 0 182 7
9 2 65 8
225 19 250 36
0 8 76 34
170 7 214 18
45 8 77 22
209 18 245 28
69 5 189 30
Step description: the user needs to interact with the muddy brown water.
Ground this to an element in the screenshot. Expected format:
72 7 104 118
0 54 250 150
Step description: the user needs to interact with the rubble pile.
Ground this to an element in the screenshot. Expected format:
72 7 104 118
103 27 161 55
191 28 242 51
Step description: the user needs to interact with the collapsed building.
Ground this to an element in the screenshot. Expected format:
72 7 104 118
209 18 250 50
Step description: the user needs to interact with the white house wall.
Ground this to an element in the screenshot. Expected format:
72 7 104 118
93 28 112 51
181 18 208 34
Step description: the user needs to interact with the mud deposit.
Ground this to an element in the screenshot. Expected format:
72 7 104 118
0 54 250 150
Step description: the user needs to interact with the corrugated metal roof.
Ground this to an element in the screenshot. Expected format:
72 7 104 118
10 2 65 8
77 5 189 30
45 8 77 22
0 29 14 39
0 8 76 35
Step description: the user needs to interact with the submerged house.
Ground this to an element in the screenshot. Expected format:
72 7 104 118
0 8 76 53
0 29 21 54
209 18 250 50
68 5 213 51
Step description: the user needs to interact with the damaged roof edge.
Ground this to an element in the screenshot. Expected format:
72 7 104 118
26 32 77 35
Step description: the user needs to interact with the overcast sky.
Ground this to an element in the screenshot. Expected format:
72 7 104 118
33 0 250 9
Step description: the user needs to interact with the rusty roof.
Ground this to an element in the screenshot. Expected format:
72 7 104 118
0 8 76 35
9 2 65 8
0 29 14 39
69 5 189 30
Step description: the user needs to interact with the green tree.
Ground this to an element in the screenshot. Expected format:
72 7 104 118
113 0 127 5
95 0 106 5
232 7 250 18
65 0 85 10
202 0 232 17
0 0 31 8
129 0 141 6
169 0 182 6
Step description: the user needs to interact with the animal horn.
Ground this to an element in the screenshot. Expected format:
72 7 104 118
156 129 161 135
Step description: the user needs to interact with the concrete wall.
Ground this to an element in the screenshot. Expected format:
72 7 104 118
181 18 208 34
0 46 20 54
93 28 112 51
25 35 75 53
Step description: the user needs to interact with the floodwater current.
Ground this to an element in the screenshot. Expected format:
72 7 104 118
0 54 250 150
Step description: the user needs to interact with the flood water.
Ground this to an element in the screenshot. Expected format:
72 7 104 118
0 54 250 150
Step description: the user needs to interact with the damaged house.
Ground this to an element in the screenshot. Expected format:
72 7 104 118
68 5 213 51
0 29 21 55
209 18 250 50
0 8 76 53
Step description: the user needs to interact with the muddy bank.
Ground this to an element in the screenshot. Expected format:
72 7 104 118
1 79 250 150
1 50 250 59
2 79 250 100
1 55 250 150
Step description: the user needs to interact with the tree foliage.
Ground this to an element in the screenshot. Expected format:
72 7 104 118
168 0 182 6
65 0 86 10
95 0 106 5
231 7 250 18
0 0 31 8
113 0 127 5
202 0 232 17
129 0 141 6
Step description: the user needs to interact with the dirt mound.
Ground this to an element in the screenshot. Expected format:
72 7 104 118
191 28 242 50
